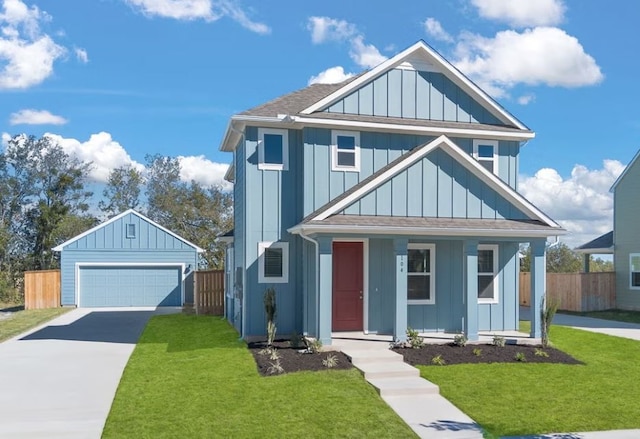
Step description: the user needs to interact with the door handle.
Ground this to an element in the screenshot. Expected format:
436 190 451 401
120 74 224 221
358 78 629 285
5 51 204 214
359 291 363 300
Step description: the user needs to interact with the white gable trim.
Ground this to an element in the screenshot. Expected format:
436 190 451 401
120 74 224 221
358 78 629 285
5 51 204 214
309 135 560 228
52 209 205 253
300 41 528 131
610 149 640 192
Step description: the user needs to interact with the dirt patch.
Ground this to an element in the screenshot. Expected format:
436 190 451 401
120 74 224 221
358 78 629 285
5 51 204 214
393 343 583 366
248 340 353 376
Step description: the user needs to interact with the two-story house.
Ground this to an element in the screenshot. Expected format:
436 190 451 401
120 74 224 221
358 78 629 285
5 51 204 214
219 41 565 345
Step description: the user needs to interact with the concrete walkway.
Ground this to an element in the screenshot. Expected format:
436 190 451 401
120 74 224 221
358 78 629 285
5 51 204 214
333 337 484 439
0 307 178 439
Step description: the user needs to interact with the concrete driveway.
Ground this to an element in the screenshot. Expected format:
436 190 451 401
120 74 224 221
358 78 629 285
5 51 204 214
0 307 178 438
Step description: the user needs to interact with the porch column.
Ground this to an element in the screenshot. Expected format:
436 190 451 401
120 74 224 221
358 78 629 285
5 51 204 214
583 254 590 273
394 238 408 342
464 240 479 341
530 239 546 339
317 237 333 345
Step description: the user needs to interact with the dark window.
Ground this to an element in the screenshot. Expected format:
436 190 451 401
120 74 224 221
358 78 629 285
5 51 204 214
407 247 432 302
263 134 283 164
126 223 136 239
264 247 283 278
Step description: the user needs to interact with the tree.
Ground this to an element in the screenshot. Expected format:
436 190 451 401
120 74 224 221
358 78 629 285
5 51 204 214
589 256 614 272
99 165 143 217
520 242 582 273
145 154 233 269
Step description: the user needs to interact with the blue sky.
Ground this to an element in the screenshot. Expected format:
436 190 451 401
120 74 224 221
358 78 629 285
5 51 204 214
0 0 636 247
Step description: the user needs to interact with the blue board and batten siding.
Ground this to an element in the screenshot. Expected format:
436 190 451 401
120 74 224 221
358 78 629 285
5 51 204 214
59 212 198 307
326 69 502 125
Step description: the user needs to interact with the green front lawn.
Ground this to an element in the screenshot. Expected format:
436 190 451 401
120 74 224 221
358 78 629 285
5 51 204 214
103 314 415 438
420 322 640 437
0 307 71 342
561 309 640 325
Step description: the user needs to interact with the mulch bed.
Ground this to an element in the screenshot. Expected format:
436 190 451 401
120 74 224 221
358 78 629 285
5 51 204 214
393 343 583 366
248 340 353 376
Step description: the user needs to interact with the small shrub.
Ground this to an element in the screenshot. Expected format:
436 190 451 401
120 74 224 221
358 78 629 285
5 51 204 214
492 335 506 347
258 347 273 356
322 354 339 368
535 348 549 358
473 348 482 356
431 354 446 366
453 333 468 347
541 295 560 348
515 352 526 362
289 331 303 348
264 287 277 346
269 348 280 361
406 327 424 349
267 360 284 375
305 337 323 354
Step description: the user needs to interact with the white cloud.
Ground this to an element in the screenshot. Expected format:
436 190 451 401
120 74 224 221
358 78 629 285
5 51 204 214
307 16 356 44
44 132 144 183
10 109 67 125
0 0 66 89
471 0 566 28
308 66 355 85
453 27 603 98
423 18 453 43
519 160 625 248
307 16 387 80
517 94 535 105
124 0 270 34
178 155 232 191
74 47 88 63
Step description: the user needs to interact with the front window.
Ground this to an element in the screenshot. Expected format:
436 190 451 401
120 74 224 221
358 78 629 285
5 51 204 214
478 244 499 303
630 254 640 289
258 128 288 170
258 242 289 283
473 139 498 174
332 130 360 171
407 244 435 304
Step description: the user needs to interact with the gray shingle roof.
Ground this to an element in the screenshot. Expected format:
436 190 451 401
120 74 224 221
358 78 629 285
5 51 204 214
574 231 613 253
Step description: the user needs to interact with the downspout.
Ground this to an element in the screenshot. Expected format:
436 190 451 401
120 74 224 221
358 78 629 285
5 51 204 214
299 231 319 338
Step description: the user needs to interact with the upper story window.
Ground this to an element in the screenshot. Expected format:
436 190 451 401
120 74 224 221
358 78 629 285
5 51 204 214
258 241 289 284
332 130 360 172
473 139 498 175
630 254 640 289
125 223 136 239
478 244 499 304
258 128 288 171
407 243 435 305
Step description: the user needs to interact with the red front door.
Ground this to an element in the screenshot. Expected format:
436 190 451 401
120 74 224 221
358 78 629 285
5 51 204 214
332 241 363 331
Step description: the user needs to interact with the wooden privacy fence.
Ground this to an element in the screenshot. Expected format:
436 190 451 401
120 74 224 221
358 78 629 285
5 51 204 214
519 272 615 312
24 269 61 309
195 270 224 315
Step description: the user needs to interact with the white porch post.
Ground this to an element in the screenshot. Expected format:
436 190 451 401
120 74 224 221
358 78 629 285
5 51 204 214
530 239 546 339
317 237 333 345
394 238 408 342
464 240 479 341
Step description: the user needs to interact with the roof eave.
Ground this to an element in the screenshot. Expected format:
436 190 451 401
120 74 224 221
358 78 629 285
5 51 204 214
574 247 614 254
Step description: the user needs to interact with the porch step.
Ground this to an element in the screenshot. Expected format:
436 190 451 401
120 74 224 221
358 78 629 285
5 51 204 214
357 361 420 380
343 349 404 365
368 376 440 397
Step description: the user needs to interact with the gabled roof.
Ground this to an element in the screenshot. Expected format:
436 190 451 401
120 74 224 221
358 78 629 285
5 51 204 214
292 135 562 233
300 40 529 131
610 149 640 192
52 209 205 253
574 231 614 254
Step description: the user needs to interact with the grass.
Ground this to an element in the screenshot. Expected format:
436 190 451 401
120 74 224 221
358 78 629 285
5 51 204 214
561 309 640 325
418 321 640 437
103 314 415 438
0 307 71 342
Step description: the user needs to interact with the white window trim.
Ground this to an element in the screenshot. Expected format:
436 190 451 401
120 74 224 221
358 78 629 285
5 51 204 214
258 128 288 171
258 241 289 284
331 130 361 172
630 253 640 290
473 139 499 175
407 243 436 305
478 244 499 304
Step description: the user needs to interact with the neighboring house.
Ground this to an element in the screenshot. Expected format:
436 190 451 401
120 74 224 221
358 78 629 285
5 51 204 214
220 41 565 344
609 150 640 310
53 209 202 307
574 231 613 272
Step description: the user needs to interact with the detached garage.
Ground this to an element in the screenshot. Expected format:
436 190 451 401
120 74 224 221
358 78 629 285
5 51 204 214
53 209 203 307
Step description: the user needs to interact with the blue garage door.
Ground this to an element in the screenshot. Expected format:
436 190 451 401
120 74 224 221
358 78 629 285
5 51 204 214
79 266 182 307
